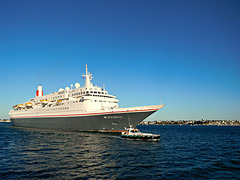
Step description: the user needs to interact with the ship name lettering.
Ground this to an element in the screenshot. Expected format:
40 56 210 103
104 116 123 119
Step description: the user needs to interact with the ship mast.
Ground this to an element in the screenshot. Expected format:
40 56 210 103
82 64 93 87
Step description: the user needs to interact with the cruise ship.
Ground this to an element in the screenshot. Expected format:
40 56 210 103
9 65 165 132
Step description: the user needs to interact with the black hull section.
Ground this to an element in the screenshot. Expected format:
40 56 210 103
11 111 156 131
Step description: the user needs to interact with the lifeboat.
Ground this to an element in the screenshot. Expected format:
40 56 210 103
40 99 49 104
17 104 25 109
25 102 33 108
57 100 62 103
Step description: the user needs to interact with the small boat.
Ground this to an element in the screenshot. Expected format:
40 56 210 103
121 125 160 141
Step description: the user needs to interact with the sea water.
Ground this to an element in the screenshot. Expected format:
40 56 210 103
0 123 239 179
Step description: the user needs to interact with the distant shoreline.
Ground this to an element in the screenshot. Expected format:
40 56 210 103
1 119 239 126
140 120 240 126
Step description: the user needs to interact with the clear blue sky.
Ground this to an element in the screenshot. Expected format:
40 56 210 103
0 0 239 120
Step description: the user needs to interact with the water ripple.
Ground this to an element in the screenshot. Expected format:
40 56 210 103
0 123 239 179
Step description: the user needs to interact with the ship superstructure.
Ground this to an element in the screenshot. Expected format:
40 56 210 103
9 65 164 131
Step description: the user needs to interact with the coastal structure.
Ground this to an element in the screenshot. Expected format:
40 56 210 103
9 65 164 131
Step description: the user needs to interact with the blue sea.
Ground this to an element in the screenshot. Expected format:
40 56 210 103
0 123 239 179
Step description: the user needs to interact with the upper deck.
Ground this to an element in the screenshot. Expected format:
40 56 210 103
11 65 119 112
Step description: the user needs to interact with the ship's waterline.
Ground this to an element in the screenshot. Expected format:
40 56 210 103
9 65 164 131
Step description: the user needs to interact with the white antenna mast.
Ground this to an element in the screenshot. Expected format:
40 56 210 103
103 83 105 91
82 64 93 87
85 64 88 75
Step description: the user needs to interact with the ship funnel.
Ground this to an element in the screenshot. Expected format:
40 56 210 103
36 85 43 97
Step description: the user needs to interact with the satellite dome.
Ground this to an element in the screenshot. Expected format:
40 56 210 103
65 87 70 91
75 83 80 88
59 88 64 92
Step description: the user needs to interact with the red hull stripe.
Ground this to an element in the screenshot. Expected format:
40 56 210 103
11 108 159 119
